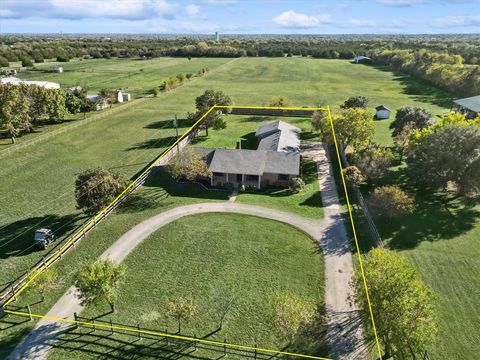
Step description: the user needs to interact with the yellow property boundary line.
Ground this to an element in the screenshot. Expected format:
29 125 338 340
2 105 381 359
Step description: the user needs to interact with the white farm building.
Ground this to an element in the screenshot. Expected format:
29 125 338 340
1 76 60 89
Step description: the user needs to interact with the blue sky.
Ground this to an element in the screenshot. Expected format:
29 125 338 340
0 0 479 34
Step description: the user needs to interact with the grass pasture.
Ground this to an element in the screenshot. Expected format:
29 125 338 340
46 213 326 360
16 57 233 98
1 56 467 359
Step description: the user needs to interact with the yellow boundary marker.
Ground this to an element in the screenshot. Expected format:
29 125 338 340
4 309 332 360
3 104 382 359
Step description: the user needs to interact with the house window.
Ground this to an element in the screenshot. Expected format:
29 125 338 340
246 175 258 182
278 174 289 181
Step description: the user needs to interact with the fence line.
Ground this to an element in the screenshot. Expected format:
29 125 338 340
0 97 150 159
0 107 208 308
337 146 383 248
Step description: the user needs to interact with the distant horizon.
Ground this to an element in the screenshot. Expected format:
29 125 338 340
1 0 479 35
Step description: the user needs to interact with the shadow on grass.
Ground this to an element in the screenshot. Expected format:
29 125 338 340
365 63 453 110
363 167 480 250
0 325 31 359
0 214 83 260
126 136 177 151
117 168 228 215
238 132 257 150
144 118 191 130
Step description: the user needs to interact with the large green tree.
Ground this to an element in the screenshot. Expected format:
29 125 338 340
351 248 437 359
189 89 232 135
74 259 126 312
321 108 374 151
167 146 210 181
390 107 432 137
0 84 31 143
75 168 127 215
408 123 480 196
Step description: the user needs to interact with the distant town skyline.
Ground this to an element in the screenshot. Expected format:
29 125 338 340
1 0 479 35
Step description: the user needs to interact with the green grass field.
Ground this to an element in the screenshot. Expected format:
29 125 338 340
1 56 466 359
46 213 326 360
15 57 232 98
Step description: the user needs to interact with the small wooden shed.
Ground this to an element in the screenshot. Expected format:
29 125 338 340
375 105 391 119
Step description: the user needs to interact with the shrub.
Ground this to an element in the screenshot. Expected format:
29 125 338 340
212 116 227 130
56 55 70 62
342 166 364 186
269 96 289 107
369 185 415 218
21 56 33 67
289 177 305 193
340 95 368 109
152 87 160 97
186 73 194 79
354 143 393 181
0 55 10 67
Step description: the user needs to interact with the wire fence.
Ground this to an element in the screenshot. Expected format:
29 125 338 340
337 146 383 248
0 98 150 159
0 114 202 308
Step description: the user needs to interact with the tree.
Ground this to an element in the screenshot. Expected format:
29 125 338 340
0 84 31 143
166 297 198 332
45 89 67 122
351 248 437 358
340 95 368 109
167 146 210 181
390 107 432 136
28 268 57 302
74 259 126 312
191 89 232 135
393 122 415 162
20 56 33 67
273 293 314 344
289 177 305 193
369 185 415 218
269 96 289 107
65 92 83 114
342 165 365 186
75 168 127 215
0 56 9 67
321 108 374 151
408 124 480 196
311 110 327 132
354 143 394 182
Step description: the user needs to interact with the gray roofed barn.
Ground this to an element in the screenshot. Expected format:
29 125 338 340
453 95 480 118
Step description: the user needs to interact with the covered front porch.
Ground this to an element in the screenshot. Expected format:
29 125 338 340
211 172 262 190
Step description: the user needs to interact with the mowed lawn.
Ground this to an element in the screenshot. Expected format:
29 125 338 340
1 57 460 358
15 57 232 97
362 166 480 359
47 214 326 360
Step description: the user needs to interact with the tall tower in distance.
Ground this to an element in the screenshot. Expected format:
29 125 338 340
214 32 220 41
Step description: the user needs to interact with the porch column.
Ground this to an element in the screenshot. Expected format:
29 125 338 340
210 174 213 187
241 174 245 185
257 175 261 190
226 173 229 183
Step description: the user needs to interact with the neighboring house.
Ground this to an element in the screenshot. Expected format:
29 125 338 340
453 95 480 119
0 76 60 89
197 121 301 190
375 105 391 119
53 66 63 73
351 56 371 64
122 92 131 102
86 95 109 111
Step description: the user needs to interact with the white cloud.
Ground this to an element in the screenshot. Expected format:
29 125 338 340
0 0 176 20
185 4 202 18
377 0 424 6
204 0 237 4
349 19 376 27
273 10 331 29
431 14 480 27
146 19 218 34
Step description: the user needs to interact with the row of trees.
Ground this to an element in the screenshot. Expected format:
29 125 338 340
0 83 67 142
369 48 480 96
155 68 207 95
3 34 479 64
